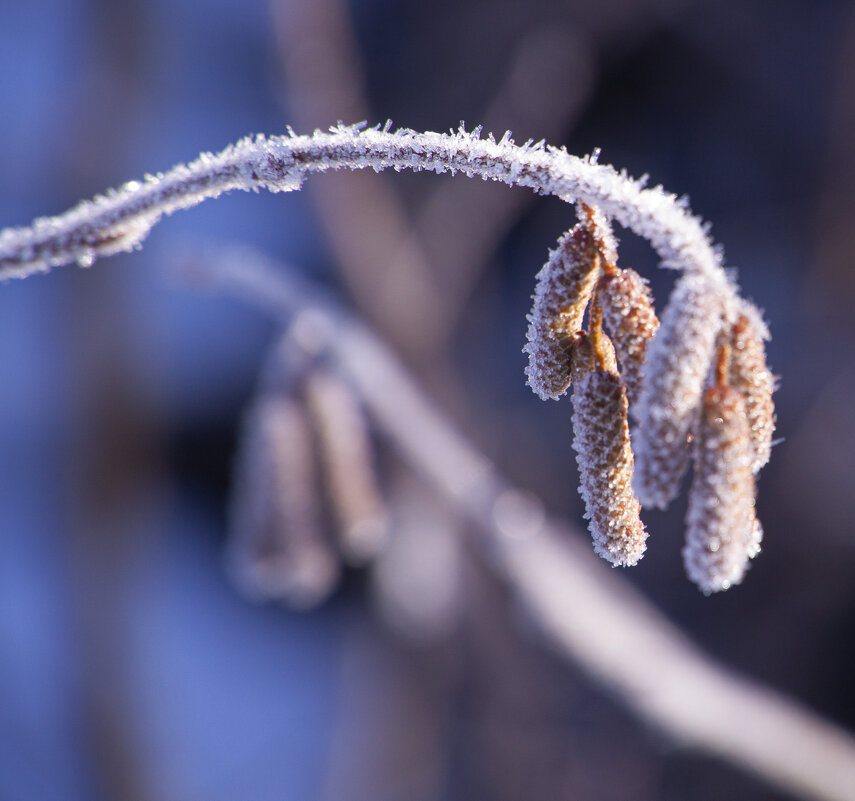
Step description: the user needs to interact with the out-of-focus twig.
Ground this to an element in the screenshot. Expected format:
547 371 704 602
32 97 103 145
810 4 855 319
413 27 595 339
65 1 155 799
271 0 446 360
271 0 594 357
184 244 855 801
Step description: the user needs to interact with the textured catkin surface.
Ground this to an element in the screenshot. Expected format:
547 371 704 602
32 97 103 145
524 225 601 399
633 272 727 509
599 266 660 411
571 334 647 566
727 309 776 473
683 385 761 593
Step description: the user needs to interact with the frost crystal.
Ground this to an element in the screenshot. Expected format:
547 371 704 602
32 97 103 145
683 385 760 593
0 125 728 285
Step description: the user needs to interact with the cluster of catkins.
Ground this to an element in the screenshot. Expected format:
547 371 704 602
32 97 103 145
524 205 775 593
228 341 389 608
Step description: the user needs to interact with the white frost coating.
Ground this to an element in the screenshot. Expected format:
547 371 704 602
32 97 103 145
0 123 736 298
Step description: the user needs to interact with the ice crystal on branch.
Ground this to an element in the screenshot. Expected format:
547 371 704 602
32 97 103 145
0 124 736 282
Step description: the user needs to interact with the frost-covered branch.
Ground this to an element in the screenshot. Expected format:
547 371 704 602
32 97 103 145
1 123 730 288
185 245 855 801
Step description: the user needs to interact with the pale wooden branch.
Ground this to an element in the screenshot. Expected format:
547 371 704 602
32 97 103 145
184 244 855 801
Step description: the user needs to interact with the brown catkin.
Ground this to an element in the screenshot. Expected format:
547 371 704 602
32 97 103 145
599 266 660 411
726 308 776 473
683 385 761 593
571 331 648 566
524 224 601 399
633 272 728 509
303 370 389 565
227 395 340 608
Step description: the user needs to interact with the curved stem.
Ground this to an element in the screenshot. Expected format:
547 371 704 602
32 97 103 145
1 124 726 285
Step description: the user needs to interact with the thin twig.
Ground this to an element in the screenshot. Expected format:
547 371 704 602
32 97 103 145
183 244 855 801
0 125 732 287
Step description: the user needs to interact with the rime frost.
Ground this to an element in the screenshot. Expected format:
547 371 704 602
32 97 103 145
1 124 730 286
0 123 775 593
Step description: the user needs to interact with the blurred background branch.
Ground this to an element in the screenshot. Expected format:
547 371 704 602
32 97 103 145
0 2 853 801
187 243 855 801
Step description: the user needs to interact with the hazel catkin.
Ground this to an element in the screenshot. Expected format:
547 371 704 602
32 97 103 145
683 384 761 593
726 307 776 473
571 330 648 566
524 224 601 400
599 266 660 411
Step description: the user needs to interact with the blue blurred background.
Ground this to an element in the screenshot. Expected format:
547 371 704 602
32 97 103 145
0 1 853 799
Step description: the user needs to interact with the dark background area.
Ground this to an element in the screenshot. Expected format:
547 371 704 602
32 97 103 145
0 1 853 799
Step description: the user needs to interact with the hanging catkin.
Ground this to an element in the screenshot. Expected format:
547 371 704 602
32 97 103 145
633 272 727 509
683 382 762 593
599 266 660 411
725 307 776 473
524 224 601 400
571 326 648 566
